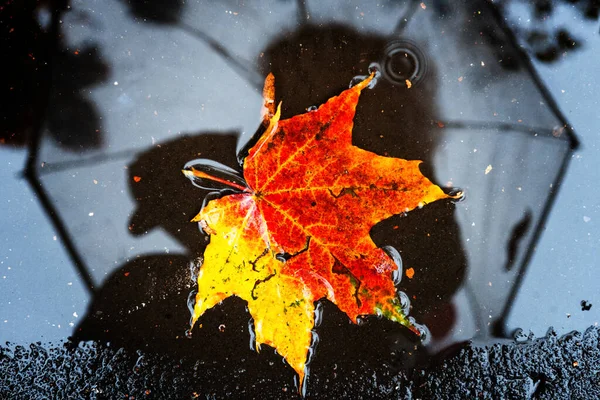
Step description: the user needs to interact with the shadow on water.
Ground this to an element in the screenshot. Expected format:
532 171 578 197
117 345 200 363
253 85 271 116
44 44 109 150
1 0 108 151
118 0 184 24
72 23 468 390
73 133 299 388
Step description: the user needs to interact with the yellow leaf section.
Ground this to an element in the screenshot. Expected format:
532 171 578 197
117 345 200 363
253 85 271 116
190 193 314 386
248 272 314 385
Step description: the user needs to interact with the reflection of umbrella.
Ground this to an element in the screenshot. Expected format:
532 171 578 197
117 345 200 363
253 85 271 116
26 0 577 355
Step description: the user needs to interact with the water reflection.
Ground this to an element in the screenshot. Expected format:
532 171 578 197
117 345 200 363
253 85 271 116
1 1 108 150
46 44 109 150
4 0 582 395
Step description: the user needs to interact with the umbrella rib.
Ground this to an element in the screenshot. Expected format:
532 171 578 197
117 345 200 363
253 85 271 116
25 148 138 177
23 5 97 296
393 0 420 35
176 22 263 92
296 0 310 25
439 120 569 140
480 0 579 150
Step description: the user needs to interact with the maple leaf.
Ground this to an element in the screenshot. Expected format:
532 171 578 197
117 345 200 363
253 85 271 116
183 73 454 389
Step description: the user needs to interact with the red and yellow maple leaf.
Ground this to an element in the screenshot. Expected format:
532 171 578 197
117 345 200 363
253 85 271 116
183 73 453 387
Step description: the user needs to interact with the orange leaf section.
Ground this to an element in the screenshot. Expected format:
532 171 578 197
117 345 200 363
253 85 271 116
187 73 452 388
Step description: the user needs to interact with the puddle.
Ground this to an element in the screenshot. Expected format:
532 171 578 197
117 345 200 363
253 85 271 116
2 0 597 398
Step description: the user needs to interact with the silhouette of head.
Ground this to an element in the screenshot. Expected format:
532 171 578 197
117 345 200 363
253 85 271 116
127 133 240 253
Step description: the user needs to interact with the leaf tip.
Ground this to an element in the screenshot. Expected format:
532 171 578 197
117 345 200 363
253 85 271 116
352 73 375 92
449 190 464 200
262 73 276 124
297 369 307 396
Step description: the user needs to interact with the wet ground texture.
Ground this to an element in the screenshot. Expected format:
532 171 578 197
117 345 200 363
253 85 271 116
2 327 600 399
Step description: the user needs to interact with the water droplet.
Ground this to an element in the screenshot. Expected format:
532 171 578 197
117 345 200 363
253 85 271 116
306 105 318 112
382 245 403 285
397 291 411 315
189 257 202 282
185 329 193 339
313 302 324 327
306 331 320 366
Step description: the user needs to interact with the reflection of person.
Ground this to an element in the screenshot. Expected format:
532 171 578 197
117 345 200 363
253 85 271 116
73 133 257 360
258 25 467 342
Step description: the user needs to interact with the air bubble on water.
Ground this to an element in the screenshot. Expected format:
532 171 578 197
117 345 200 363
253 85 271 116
314 302 324 327
306 105 318 112
382 245 403 285
409 317 431 345
392 269 402 286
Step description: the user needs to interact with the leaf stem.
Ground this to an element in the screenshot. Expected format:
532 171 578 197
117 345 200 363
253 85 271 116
184 167 252 193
